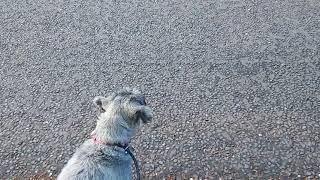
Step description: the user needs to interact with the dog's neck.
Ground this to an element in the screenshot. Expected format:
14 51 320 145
91 115 134 145
90 133 129 147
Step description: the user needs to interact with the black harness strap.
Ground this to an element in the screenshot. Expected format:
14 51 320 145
124 146 141 180
100 141 141 180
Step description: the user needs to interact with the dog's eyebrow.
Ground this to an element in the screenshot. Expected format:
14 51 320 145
117 90 132 97
130 96 146 105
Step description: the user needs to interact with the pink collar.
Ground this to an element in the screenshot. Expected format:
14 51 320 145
91 133 105 144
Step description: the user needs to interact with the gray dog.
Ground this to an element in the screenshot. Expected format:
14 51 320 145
58 88 153 180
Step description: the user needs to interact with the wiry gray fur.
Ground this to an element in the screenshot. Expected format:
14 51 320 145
58 88 153 180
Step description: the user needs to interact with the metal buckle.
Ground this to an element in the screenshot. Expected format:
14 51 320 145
124 146 129 154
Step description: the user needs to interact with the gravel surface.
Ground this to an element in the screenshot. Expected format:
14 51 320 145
1 0 320 179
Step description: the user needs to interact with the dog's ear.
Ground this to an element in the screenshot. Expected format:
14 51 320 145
93 96 109 112
135 106 153 124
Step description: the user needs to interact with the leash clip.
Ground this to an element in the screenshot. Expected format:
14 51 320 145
124 146 129 154
123 146 140 180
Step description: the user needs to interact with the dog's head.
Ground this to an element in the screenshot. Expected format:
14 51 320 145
93 88 153 130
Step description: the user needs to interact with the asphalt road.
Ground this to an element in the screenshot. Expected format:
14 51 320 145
1 0 320 179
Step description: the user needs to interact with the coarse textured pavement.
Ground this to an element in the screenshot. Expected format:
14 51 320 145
1 0 320 179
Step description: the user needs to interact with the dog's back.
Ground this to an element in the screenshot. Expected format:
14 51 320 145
58 140 132 180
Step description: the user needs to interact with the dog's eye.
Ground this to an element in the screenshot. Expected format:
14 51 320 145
142 99 146 105
137 98 146 105
139 96 146 105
